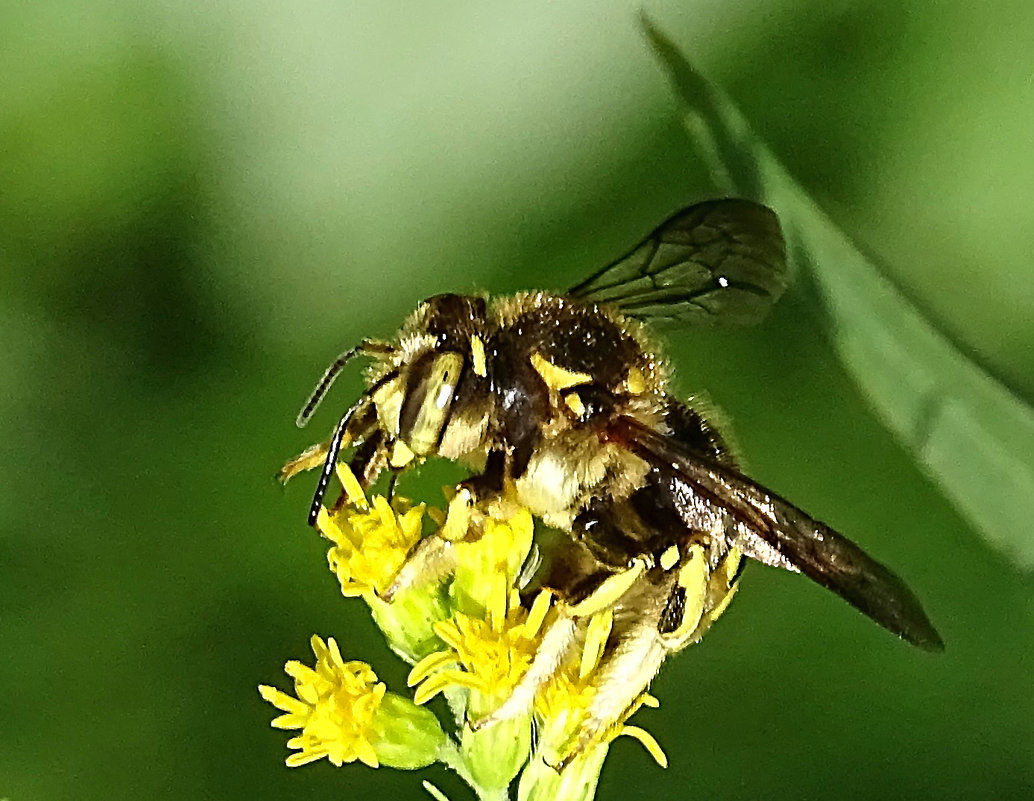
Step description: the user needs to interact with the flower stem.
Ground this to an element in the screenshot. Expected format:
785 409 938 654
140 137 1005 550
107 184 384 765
438 739 511 801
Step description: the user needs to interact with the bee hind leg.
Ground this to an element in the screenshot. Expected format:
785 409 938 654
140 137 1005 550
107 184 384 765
551 615 668 770
552 548 714 769
468 612 579 731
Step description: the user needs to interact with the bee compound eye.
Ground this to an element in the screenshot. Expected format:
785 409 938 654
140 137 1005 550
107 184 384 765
397 351 466 456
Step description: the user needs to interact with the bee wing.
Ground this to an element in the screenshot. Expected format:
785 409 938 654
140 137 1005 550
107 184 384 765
610 416 944 651
569 199 788 326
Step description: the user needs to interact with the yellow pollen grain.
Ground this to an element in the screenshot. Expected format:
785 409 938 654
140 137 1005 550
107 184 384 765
440 488 473 541
659 545 680 571
470 335 487 377
530 352 592 391
626 366 647 395
564 392 586 417
389 439 416 468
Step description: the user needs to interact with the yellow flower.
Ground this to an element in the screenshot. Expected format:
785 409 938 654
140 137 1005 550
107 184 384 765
259 635 386 767
317 465 426 598
450 506 534 623
408 588 548 716
406 588 552 790
259 635 445 770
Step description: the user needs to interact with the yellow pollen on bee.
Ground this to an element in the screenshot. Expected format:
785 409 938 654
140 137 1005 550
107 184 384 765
529 352 592 392
626 366 647 395
439 487 474 541
389 439 416 468
470 335 487 378
564 392 586 417
707 548 744 623
659 545 680 571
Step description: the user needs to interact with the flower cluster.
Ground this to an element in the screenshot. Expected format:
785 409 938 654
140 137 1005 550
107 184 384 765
260 466 668 800
259 634 444 769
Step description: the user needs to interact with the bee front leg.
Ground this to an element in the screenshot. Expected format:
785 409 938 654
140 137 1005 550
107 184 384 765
380 485 479 601
382 447 508 600
277 440 331 484
277 403 379 486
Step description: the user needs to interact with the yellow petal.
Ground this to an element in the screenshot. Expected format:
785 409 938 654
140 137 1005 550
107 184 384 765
579 608 614 680
409 650 460 686
354 738 380 768
412 673 453 706
522 590 553 639
286 750 327 768
335 463 369 508
621 726 668 768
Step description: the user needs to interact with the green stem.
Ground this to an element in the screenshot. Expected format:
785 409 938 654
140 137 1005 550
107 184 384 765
437 739 511 801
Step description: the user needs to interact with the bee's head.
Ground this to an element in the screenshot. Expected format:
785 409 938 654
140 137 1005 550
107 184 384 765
379 293 491 458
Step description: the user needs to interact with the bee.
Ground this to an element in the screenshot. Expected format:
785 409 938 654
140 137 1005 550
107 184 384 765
280 198 943 762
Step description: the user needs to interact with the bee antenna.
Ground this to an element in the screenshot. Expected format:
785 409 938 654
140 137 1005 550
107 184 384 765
307 407 354 526
296 344 362 428
296 340 395 428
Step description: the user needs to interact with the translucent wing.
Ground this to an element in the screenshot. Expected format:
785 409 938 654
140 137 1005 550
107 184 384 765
609 416 944 651
569 198 788 326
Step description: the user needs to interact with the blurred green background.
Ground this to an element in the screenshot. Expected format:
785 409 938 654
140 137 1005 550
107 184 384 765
2 2 1032 800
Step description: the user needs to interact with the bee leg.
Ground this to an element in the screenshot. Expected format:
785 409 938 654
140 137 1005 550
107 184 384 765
455 447 506 502
278 402 377 490
468 613 579 731
556 547 714 768
277 439 330 484
553 612 669 769
385 470 400 504
380 488 477 601
378 531 456 602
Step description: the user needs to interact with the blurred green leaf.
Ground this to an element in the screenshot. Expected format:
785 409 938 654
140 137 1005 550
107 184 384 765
644 16 1034 569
